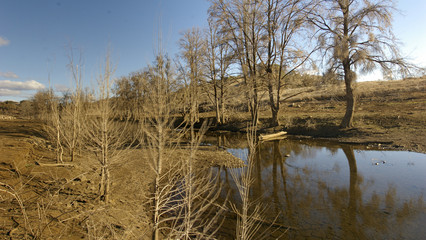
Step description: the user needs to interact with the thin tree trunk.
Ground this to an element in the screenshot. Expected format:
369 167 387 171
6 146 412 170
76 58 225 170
71 147 75 162
56 128 63 163
153 123 163 240
99 166 105 200
341 78 356 128
152 176 160 240
220 81 225 124
104 167 110 202
268 78 279 127
214 83 221 126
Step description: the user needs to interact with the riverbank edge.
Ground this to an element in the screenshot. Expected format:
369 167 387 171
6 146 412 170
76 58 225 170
204 120 426 154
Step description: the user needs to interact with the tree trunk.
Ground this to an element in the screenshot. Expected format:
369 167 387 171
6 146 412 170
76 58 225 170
267 76 279 127
340 2 356 129
220 83 225 124
71 147 75 162
152 177 160 240
214 83 221 126
99 166 105 201
271 107 279 127
56 124 64 163
104 167 110 202
341 68 356 128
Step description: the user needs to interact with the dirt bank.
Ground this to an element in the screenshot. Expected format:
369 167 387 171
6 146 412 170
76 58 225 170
209 78 426 153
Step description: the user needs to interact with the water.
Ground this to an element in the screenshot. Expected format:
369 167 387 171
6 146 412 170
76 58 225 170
204 134 426 239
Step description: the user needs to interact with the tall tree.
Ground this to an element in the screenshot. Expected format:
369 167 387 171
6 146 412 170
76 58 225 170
210 0 264 126
178 27 206 124
259 0 317 127
309 0 412 128
204 18 233 126
210 0 317 127
142 54 181 240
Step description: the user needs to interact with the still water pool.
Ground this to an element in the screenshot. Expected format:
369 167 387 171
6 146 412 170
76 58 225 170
205 134 426 239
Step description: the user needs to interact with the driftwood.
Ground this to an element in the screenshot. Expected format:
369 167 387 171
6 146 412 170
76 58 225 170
259 131 287 141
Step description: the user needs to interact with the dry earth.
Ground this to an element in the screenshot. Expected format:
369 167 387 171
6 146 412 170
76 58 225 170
0 120 242 239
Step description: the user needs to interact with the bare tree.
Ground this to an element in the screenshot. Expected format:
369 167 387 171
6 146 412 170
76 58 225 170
46 89 64 163
259 0 317 127
210 0 264 126
84 50 132 202
210 0 318 127
204 18 234 126
309 0 415 128
62 47 86 161
178 27 206 124
141 54 183 240
141 53 225 239
31 87 65 163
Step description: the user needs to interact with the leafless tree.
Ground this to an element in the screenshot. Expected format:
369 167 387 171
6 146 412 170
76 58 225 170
141 52 225 239
210 0 265 126
204 18 234 126
46 89 64 163
210 0 318 127
308 0 416 128
178 27 206 124
84 50 133 202
259 0 317 127
31 87 65 163
140 54 183 240
61 47 86 161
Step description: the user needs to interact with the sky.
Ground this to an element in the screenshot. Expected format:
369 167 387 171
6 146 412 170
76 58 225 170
0 0 425 102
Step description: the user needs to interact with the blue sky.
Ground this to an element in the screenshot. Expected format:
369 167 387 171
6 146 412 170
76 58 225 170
0 0 425 101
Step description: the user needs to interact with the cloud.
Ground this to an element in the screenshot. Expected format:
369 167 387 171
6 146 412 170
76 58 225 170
0 71 19 79
0 80 45 91
0 89 21 96
0 37 9 47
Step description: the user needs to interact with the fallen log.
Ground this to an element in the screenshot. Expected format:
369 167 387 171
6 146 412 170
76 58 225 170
259 131 287 141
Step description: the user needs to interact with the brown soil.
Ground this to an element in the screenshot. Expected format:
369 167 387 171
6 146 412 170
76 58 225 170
0 119 242 239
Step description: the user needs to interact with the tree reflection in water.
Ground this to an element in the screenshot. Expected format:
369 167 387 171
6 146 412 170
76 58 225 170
213 135 425 239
